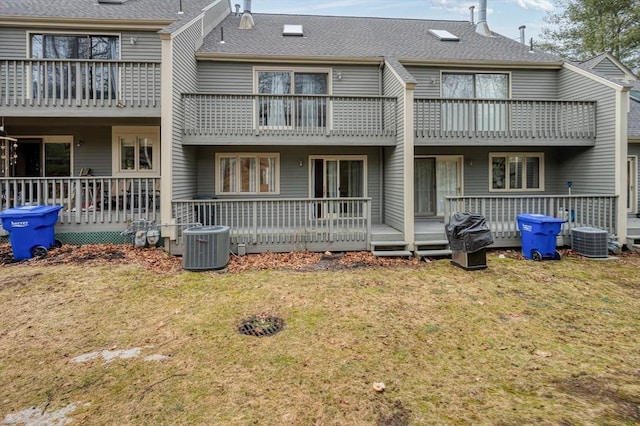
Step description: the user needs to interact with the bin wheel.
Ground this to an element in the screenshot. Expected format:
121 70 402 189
531 250 543 261
32 246 48 258
53 239 63 249
554 250 562 261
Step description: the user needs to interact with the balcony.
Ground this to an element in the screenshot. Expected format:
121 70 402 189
415 98 597 145
182 93 397 145
0 59 161 116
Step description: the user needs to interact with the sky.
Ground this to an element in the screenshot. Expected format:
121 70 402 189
249 0 556 44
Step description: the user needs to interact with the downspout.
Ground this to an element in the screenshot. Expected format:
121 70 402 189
379 59 385 223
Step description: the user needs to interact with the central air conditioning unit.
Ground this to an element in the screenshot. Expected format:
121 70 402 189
571 227 608 258
183 225 230 270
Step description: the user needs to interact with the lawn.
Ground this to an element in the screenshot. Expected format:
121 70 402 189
0 250 639 425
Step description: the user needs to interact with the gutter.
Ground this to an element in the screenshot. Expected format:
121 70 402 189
0 17 173 31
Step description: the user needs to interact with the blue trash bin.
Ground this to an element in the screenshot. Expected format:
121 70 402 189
0 205 63 260
516 213 566 261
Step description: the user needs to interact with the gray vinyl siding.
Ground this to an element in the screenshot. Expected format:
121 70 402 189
557 67 618 194
172 20 205 200
407 66 559 99
382 65 406 231
0 27 26 58
197 62 382 95
120 31 162 61
415 146 563 196
593 58 626 79
195 146 383 222
197 62 253 92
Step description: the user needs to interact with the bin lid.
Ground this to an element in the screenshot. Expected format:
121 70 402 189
516 213 566 224
0 205 63 217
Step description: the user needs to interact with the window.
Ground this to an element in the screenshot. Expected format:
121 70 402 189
112 127 160 175
30 33 120 100
256 69 329 128
216 153 279 194
490 153 543 191
442 72 509 132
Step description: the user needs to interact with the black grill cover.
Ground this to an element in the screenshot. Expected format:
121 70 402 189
446 212 494 253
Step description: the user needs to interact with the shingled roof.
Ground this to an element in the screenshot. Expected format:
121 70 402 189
198 13 563 65
0 0 217 32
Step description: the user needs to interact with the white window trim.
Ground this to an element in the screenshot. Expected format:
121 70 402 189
215 152 281 195
489 152 544 192
307 155 368 198
111 126 160 177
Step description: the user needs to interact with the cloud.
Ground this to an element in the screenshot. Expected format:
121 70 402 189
515 0 554 11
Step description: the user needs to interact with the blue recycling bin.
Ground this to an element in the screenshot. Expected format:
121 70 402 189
0 205 63 260
516 213 566 261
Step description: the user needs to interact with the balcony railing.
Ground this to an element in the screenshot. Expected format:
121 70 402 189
0 177 159 225
182 93 397 138
0 59 160 109
415 98 596 140
444 195 617 242
172 197 372 251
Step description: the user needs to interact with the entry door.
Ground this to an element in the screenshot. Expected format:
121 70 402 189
15 139 42 177
628 156 637 213
311 157 365 218
414 156 461 217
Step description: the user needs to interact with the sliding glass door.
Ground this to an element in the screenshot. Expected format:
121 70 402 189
415 156 462 217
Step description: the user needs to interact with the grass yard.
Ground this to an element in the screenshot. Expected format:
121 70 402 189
0 251 639 425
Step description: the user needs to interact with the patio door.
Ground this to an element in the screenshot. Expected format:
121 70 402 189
310 156 366 218
414 156 462 217
628 156 637 213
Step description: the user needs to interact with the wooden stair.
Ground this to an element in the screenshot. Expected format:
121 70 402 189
370 241 412 257
626 235 640 253
414 240 452 259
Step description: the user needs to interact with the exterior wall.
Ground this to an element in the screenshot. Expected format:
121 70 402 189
382 65 406 231
0 27 161 60
414 145 564 196
558 68 618 194
0 27 26 57
194 146 383 223
407 66 559 99
593 58 626 80
171 21 206 200
6 117 160 176
197 62 382 95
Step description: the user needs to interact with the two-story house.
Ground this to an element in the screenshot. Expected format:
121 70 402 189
0 0 633 258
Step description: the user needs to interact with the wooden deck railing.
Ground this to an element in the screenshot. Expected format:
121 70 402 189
444 195 617 241
0 59 160 108
172 198 372 251
0 177 159 225
415 98 596 140
182 93 397 137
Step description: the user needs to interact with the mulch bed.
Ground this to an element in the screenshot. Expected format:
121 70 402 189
0 242 635 274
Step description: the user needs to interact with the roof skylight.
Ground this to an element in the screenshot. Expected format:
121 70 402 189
428 29 459 41
283 24 304 36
